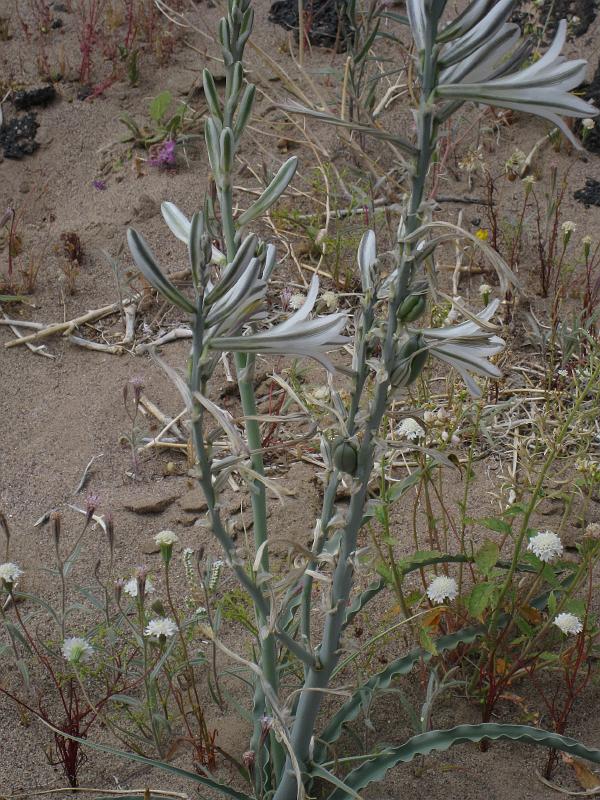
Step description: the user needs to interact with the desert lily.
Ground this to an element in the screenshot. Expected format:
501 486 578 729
436 19 597 143
415 300 505 396
209 275 348 372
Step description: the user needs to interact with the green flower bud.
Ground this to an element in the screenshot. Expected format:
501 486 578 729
332 437 359 476
398 293 427 324
390 334 428 388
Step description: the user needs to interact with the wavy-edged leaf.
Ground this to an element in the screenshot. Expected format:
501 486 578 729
326 725 600 799
237 157 298 227
342 578 386 630
317 568 562 763
127 228 196 314
315 624 484 761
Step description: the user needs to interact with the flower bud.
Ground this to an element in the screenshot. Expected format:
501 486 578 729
398 293 426 324
332 438 359 476
390 334 428 388
154 530 178 566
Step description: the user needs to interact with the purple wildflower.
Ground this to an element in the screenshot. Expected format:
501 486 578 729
92 179 107 191
149 139 176 168
85 492 100 519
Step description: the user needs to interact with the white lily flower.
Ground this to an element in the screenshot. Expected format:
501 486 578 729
161 202 226 266
415 299 505 397
436 20 597 146
209 275 348 372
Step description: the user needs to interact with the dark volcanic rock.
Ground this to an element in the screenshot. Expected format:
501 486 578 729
13 85 57 111
0 113 39 159
574 178 600 207
269 0 348 49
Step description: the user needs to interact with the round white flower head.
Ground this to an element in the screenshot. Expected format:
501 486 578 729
582 235 593 247
427 575 459 604
561 220 576 235
479 283 492 296
124 577 155 598
288 293 305 311
397 418 425 441
62 637 94 664
0 562 23 587
527 530 563 563
321 290 339 311
144 617 178 639
554 612 583 635
583 118 596 130
154 530 178 547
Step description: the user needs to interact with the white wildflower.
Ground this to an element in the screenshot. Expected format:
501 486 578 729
554 612 583 635
311 385 331 402
288 293 305 310
478 283 492 297
154 530 178 547
124 577 155 598
144 617 178 639
583 118 596 130
427 575 459 604
0 562 23 587
397 418 425 441
321 290 339 311
561 220 576 235
62 637 94 664
527 530 563 563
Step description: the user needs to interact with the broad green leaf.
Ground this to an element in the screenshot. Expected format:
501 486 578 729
479 517 512 535
149 90 172 124
475 540 500 577
468 581 496 620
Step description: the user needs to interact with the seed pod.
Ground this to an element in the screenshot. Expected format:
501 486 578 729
332 437 359 476
390 334 428 388
398 293 426 323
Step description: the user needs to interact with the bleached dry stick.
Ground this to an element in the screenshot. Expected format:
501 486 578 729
138 393 185 440
142 408 188 450
68 335 124 354
4 297 139 348
1 319 123 354
0 316 55 359
134 326 192 354
122 298 137 344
